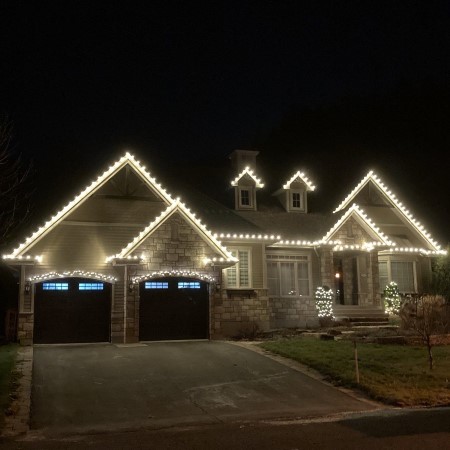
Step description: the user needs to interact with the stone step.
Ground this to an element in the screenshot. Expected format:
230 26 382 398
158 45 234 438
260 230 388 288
350 321 390 327
334 314 388 323
334 307 386 320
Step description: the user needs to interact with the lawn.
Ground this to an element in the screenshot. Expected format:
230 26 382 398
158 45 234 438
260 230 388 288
259 337 450 407
0 344 19 426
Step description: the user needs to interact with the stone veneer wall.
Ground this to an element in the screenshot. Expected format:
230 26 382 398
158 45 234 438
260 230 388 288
211 290 321 337
211 289 270 338
136 214 220 273
125 280 139 343
342 256 354 305
368 252 381 307
17 271 33 345
319 249 334 289
269 297 319 329
111 277 126 343
17 313 33 346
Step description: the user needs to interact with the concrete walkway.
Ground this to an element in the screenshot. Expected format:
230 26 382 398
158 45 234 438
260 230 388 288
30 341 378 435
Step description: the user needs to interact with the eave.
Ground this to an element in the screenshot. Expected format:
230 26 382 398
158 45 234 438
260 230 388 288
4 152 175 258
333 170 442 251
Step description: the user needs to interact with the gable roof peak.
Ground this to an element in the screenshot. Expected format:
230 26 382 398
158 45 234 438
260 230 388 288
5 151 175 258
334 171 442 251
283 170 316 191
323 203 393 246
230 166 264 188
107 198 238 263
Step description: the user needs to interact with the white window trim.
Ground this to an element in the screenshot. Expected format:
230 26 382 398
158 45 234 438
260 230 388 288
224 247 253 289
265 252 312 298
289 189 305 211
378 256 417 293
237 186 255 209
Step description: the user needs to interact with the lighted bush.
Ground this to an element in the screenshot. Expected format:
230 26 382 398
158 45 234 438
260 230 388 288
383 281 401 315
315 286 334 318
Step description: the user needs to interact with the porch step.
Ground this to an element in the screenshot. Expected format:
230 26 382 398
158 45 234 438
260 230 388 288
334 306 387 323
346 316 388 322
349 321 390 327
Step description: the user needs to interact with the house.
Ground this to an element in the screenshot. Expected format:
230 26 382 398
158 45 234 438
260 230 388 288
3 150 446 345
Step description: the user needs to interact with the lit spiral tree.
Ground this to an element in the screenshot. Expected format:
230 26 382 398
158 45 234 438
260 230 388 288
383 281 402 315
315 286 334 326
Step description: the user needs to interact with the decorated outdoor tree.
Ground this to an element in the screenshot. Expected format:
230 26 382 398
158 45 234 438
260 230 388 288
383 281 402 316
315 286 334 326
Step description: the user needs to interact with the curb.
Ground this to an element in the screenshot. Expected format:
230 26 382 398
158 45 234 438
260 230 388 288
1 346 33 437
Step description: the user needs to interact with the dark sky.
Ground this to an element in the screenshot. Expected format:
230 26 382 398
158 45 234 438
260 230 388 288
1 1 449 243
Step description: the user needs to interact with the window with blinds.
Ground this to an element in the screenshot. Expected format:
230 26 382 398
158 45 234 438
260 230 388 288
224 249 251 288
266 254 310 297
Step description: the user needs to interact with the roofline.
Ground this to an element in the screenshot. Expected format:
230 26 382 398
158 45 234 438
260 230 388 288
4 152 174 258
230 167 264 188
107 199 237 262
322 203 393 245
333 171 442 251
282 170 316 191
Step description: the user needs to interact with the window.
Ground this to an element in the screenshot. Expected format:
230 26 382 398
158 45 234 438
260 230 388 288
291 192 301 208
289 190 304 211
378 261 388 291
43 282 69 291
240 189 250 206
178 281 201 289
79 283 104 291
266 254 310 297
145 281 168 289
378 259 416 293
391 261 415 292
224 249 251 288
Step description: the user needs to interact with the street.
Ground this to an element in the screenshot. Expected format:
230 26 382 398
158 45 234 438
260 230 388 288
1 407 449 449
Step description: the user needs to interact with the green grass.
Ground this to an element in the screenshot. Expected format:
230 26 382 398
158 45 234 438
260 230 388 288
0 344 19 426
259 338 450 406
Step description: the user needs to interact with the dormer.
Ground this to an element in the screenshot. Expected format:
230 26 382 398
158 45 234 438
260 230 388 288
230 167 264 211
277 171 316 213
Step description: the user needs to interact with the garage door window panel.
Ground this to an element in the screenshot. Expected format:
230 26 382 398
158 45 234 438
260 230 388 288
79 283 104 291
145 281 169 289
178 282 201 289
43 282 69 291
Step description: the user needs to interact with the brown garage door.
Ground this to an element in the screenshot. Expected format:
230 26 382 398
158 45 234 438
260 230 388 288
139 277 209 341
34 278 111 344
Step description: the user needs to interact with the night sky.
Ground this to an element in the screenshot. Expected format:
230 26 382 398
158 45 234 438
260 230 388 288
1 1 449 245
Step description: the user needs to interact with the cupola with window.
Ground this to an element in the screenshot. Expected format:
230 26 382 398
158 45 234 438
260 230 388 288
229 150 264 211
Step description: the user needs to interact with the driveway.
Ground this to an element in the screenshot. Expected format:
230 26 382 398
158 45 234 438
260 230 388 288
31 341 377 433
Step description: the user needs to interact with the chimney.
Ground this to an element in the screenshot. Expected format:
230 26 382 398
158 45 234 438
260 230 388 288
228 149 259 172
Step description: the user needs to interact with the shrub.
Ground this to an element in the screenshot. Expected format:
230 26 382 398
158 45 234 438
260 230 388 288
315 286 334 324
383 282 402 315
400 294 449 370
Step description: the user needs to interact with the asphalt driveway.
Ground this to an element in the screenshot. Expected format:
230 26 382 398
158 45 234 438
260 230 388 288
31 341 377 433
